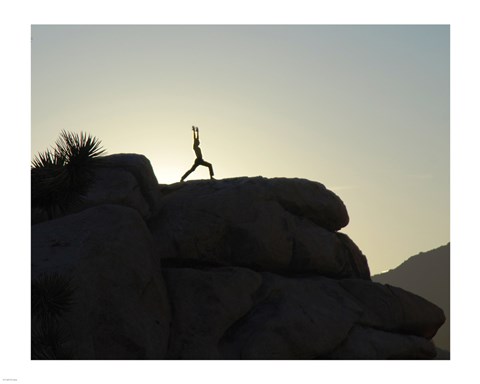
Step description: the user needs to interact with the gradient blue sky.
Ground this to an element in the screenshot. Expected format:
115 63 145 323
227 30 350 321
31 25 449 274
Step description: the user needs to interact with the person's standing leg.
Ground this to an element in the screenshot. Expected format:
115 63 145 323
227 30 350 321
199 160 214 179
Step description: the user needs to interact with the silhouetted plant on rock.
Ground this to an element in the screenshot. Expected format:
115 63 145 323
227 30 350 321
31 130 106 219
31 273 75 359
32 272 75 321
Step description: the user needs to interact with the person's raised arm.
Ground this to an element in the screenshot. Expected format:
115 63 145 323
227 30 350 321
195 126 200 140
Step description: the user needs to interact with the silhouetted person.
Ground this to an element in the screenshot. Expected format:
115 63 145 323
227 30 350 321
180 126 215 182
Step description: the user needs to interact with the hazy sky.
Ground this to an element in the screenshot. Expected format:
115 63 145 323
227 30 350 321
31 25 449 274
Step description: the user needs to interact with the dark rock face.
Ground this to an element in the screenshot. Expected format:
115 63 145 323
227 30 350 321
149 177 369 279
162 267 442 359
90 154 160 218
372 244 450 351
32 154 160 224
163 267 262 359
31 204 170 359
338 279 445 339
330 326 436 359
30 154 446 359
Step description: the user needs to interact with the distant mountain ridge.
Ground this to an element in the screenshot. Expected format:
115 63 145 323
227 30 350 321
373 243 450 351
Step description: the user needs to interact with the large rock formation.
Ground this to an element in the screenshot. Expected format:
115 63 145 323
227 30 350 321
162 268 443 359
372 243 450 352
149 177 369 279
31 154 446 359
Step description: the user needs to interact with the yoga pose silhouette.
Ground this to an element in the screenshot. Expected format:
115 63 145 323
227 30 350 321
180 126 215 182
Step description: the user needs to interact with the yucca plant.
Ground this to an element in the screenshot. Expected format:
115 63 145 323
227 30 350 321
31 130 106 219
31 315 73 359
32 273 75 322
31 273 75 359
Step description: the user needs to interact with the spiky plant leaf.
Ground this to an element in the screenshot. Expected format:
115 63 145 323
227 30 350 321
31 148 64 169
59 131 106 202
31 318 73 360
31 320 61 359
31 273 75 359
32 273 74 322
31 130 106 219
31 166 71 219
55 130 106 166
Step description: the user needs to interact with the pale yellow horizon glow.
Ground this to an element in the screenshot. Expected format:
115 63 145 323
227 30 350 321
31 25 450 274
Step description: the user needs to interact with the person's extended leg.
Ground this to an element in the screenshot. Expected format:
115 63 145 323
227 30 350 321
180 162 198 182
199 160 214 179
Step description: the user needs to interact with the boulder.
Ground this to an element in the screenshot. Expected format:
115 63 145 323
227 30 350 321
219 272 362 359
149 177 369 279
76 154 160 219
266 177 350 230
329 326 437 359
372 243 450 351
161 267 443 359
338 279 446 339
163 267 262 359
32 154 160 224
31 204 170 359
